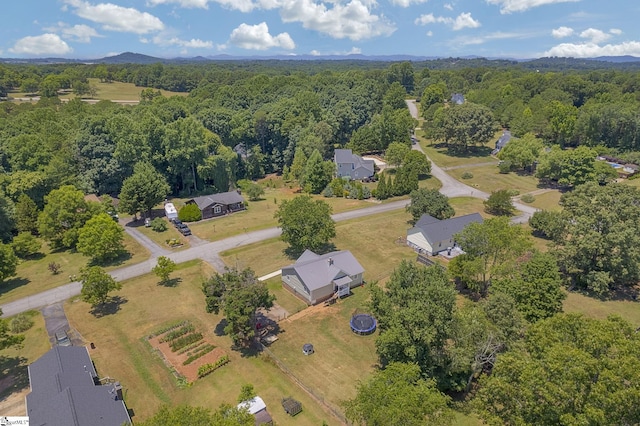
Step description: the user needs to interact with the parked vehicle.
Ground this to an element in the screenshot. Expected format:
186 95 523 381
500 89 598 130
55 330 72 346
176 224 191 236
172 219 183 228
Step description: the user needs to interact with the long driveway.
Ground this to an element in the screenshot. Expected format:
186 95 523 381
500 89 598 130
1 104 537 317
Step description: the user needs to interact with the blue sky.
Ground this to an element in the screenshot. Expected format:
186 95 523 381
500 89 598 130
3 0 639 59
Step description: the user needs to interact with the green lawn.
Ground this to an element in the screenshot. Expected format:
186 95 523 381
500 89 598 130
1 233 149 304
417 132 500 169
64 260 333 425
563 291 640 325
448 166 540 195
265 278 308 316
134 220 191 250
526 190 563 211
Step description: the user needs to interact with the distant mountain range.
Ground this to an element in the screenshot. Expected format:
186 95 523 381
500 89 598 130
1 51 640 65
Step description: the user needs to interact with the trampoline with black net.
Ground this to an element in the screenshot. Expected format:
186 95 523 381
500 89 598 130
350 310 377 335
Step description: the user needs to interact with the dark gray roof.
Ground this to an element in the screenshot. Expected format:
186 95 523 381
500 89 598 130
27 346 131 426
411 213 483 246
188 190 245 210
334 149 375 173
283 250 364 292
496 130 512 150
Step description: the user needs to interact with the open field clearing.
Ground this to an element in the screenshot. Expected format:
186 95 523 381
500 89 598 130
563 291 640 325
448 165 540 195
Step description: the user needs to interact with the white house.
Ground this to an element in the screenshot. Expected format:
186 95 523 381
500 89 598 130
407 213 483 256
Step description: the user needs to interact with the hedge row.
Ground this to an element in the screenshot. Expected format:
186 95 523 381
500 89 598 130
160 324 195 343
169 332 203 352
197 355 230 378
183 344 216 366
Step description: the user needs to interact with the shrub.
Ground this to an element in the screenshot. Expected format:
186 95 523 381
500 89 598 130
520 193 535 203
461 171 473 179
48 262 61 275
166 238 182 247
498 160 512 174
169 332 203 352
10 313 34 333
507 189 520 197
245 183 265 201
150 217 168 232
178 204 202 222
11 232 41 259
197 355 230 378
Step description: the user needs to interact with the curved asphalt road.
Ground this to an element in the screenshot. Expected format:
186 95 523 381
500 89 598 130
1 103 537 317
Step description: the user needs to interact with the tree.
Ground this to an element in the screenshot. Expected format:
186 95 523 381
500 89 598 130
369 261 457 388
535 145 604 188
237 384 256 403
402 150 431 178
152 256 176 284
450 217 532 295
14 194 39 235
11 232 41 259
301 149 333 194
274 195 336 254
483 189 515 216
288 148 307 183
545 100 577 146
77 213 125 263
0 243 18 283
0 194 15 243
344 362 453 426
385 141 411 168
245 183 264 201
406 188 454 223
202 267 275 347
475 314 640 426
554 182 640 294
118 162 170 219
0 309 25 350
80 266 122 307
496 133 543 172
178 203 202 222
375 173 389 200
432 102 496 153
138 404 253 426
529 209 564 241
391 166 418 196
38 185 93 249
491 251 565 323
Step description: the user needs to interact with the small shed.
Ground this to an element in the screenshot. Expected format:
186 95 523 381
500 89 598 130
237 396 273 425
282 397 302 416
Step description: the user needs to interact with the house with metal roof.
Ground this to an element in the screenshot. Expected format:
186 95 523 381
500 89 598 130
334 149 375 180
281 250 365 305
185 190 246 219
407 213 483 256
26 346 131 426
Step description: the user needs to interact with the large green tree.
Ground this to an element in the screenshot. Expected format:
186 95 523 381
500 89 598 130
0 194 15 243
402 150 431 178
0 243 18 283
483 189 515 216
301 149 333 194
14 194 39 235
369 261 457 388
38 185 94 249
535 145 616 188
406 188 454 223
202 267 274 347
344 362 453 426
274 195 336 254
138 404 253 426
475 314 640 426
118 162 170 219
385 141 411 167
80 266 122 307
554 182 640 294
496 133 543 172
432 102 496 153
0 309 25 350
77 213 125 263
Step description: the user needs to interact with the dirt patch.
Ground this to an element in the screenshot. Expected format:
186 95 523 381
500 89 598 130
0 384 27 416
148 334 226 383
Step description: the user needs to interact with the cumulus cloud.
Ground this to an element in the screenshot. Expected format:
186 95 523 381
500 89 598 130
456 31 528 45
309 46 361 55
10 33 73 55
415 12 480 30
152 34 213 48
149 0 258 11
444 3 453 10
229 22 295 50
486 0 580 14
64 0 164 34
610 28 622 35
389 0 428 8
44 22 101 43
551 26 573 38
545 41 640 58
580 28 610 43
147 0 210 7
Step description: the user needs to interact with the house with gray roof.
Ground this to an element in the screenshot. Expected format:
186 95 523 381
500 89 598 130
492 130 512 155
451 93 465 105
27 346 131 426
334 149 375 180
185 190 246 219
281 250 365 305
407 213 483 256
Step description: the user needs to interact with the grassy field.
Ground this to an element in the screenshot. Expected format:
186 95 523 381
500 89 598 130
133 220 191 250
448 166 541 195
0 233 149 304
417 133 500 169
563 291 640 325
526 190 563 211
64 260 334 424
265 278 308 316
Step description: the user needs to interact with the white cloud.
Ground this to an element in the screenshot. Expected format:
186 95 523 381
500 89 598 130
444 3 453 10
65 0 164 34
147 0 210 8
229 22 295 50
152 35 213 48
486 0 580 14
454 31 532 46
551 26 573 38
276 0 395 41
308 46 362 55
44 22 101 43
10 33 73 55
389 0 427 8
415 12 480 31
310 49 321 56
426 30 433 36
610 28 622 35
545 41 640 58
580 28 610 44
150 0 258 11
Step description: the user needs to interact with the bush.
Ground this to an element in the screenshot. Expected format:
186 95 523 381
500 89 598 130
520 193 535 203
48 262 61 275
10 313 34 333
150 217 168 232
11 232 41 259
169 332 203 352
461 171 473 179
178 204 202 222
507 189 520 197
197 355 230 378
498 160 512 174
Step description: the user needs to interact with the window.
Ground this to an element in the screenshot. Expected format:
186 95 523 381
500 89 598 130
214 206 221 214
